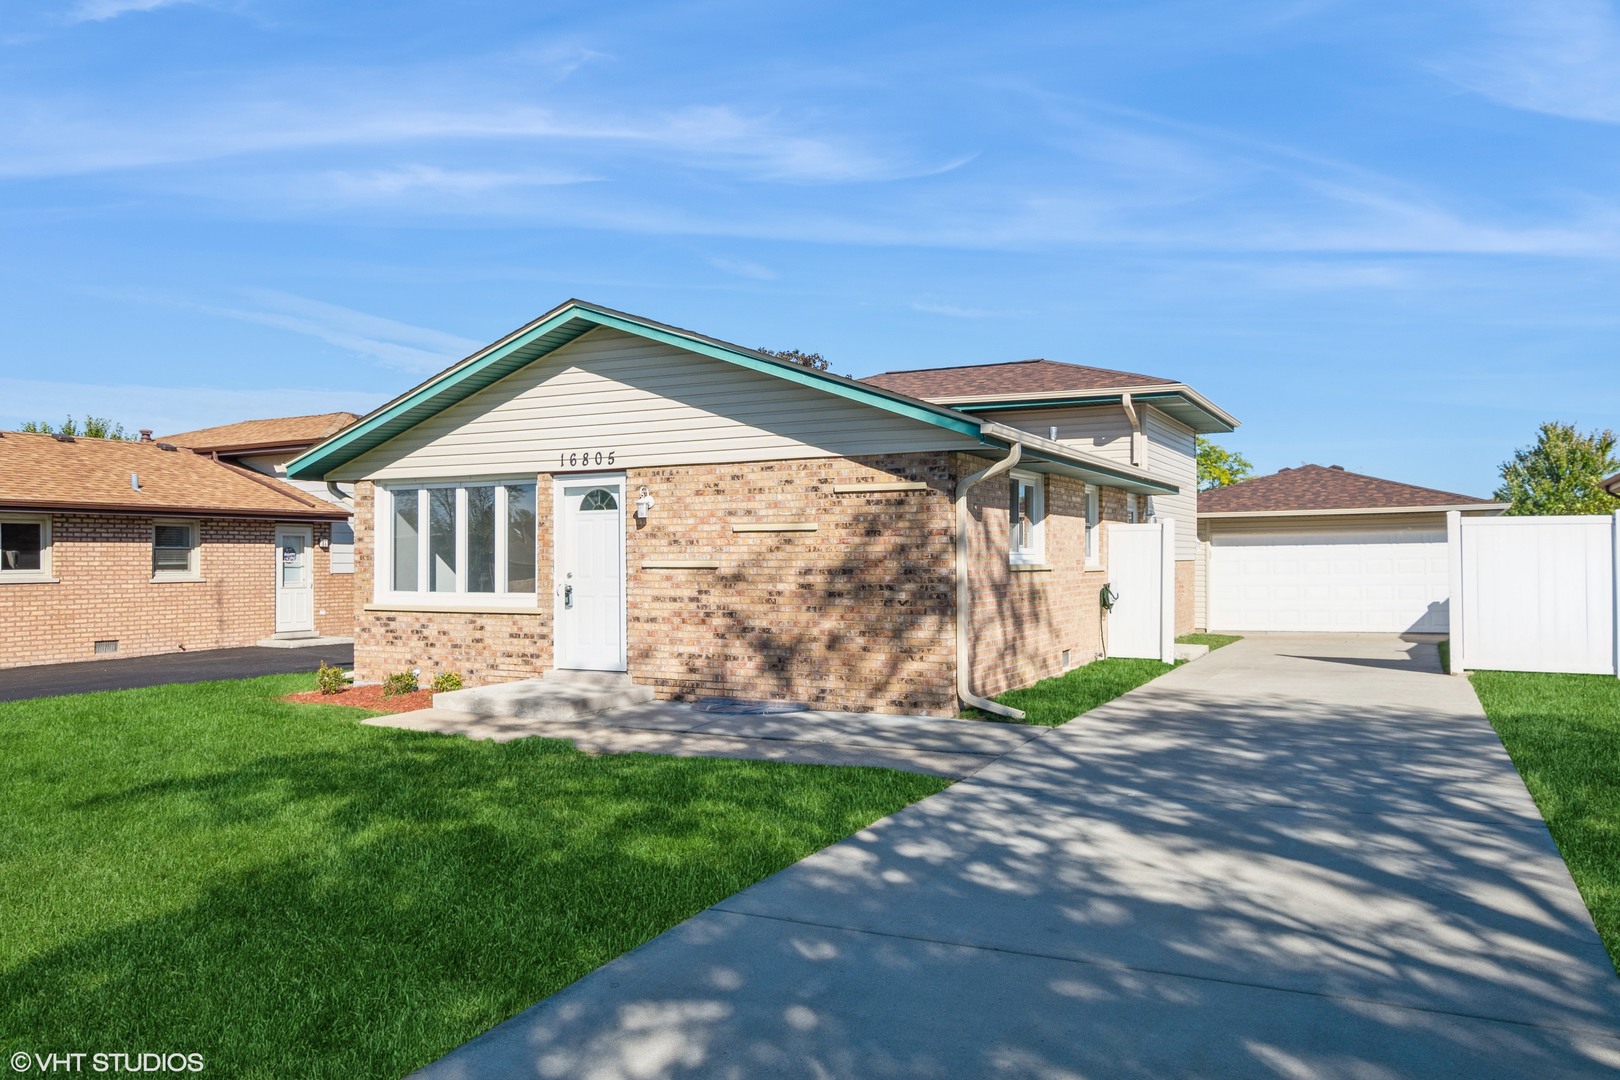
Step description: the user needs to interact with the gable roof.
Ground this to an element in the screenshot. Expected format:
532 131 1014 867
859 358 1239 434
862 358 1175 398
0 431 347 520
285 299 1182 496
1199 464 1504 516
160 412 359 454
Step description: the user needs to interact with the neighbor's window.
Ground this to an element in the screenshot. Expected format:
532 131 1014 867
1008 471 1046 564
152 520 200 580
1084 488 1101 566
0 514 51 581
382 481 538 602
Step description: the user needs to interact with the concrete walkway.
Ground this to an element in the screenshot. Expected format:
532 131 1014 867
0 642 354 702
368 701 1040 779
413 636 1620 1079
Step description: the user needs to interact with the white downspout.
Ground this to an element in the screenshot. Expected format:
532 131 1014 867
1120 392 1144 467
956 442 1027 720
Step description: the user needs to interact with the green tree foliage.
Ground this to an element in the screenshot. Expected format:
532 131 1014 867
19 415 134 440
1494 421 1620 516
758 347 829 372
1196 437 1254 492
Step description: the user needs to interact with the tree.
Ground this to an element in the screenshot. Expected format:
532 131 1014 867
758 347 829 372
20 415 135 440
1196 437 1254 492
1494 421 1620 516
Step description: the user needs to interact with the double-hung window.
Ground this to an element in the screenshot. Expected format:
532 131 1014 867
1084 488 1101 567
381 481 538 604
152 520 200 581
0 514 51 582
1008 471 1046 565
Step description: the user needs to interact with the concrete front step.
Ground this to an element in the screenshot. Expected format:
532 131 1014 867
432 670 654 721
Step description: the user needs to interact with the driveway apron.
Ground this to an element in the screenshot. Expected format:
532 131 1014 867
413 635 1620 1079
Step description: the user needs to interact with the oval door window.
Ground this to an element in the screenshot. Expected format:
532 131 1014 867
580 489 618 511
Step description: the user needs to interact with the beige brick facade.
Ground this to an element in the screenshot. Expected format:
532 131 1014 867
0 514 350 669
352 454 1147 716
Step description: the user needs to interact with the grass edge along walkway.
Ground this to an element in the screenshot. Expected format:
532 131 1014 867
1469 668 1620 975
0 673 949 1080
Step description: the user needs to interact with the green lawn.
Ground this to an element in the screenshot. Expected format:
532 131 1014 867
0 675 948 1079
1470 670 1620 973
1176 633 1243 651
965 657 1181 726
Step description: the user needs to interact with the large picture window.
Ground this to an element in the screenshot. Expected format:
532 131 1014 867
381 481 538 603
0 514 51 581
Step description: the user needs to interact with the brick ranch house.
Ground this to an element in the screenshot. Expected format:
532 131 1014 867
0 430 350 669
287 299 1236 717
160 411 362 636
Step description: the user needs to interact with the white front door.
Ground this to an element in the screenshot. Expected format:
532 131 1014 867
555 476 627 671
275 526 315 634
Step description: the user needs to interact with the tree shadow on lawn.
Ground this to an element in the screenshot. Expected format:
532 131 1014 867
2 731 944 1080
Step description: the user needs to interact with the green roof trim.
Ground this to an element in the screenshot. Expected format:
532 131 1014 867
286 300 985 480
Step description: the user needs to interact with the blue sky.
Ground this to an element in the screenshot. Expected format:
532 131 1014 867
2 0 1617 496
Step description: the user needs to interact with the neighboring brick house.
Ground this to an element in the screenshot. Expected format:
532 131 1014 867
0 431 350 670
862 358 1239 637
288 299 1224 716
160 412 360 634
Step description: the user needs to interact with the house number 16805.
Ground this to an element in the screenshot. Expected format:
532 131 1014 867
560 450 616 468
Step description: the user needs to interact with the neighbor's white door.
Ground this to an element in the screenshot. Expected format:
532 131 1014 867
1208 527 1449 633
275 526 315 634
555 476 627 671
1107 520 1175 662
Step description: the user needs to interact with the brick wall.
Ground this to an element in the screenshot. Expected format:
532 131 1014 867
0 513 346 669
961 458 1128 698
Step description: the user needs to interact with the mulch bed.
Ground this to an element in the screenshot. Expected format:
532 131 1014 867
282 684 435 714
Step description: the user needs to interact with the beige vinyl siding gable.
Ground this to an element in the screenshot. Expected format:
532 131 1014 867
978 403 1198 561
334 327 980 481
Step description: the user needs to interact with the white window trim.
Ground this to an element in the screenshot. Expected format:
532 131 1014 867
0 512 54 583
375 479 539 610
1085 488 1102 569
151 518 202 582
1008 469 1046 566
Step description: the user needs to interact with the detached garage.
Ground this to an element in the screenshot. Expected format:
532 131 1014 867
1197 465 1504 634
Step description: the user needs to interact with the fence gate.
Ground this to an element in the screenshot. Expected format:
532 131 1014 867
1106 519 1175 663
1450 511 1619 676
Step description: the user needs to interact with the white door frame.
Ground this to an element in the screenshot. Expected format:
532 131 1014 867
553 473 628 671
274 524 315 634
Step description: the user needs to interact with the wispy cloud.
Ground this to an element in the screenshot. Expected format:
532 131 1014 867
1438 0 1620 123
200 290 480 373
68 0 199 23
704 255 778 280
910 301 1012 318
318 164 598 199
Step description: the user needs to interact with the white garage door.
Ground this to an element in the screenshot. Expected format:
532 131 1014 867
1209 527 1449 633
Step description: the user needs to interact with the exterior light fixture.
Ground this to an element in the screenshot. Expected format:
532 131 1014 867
635 486 655 521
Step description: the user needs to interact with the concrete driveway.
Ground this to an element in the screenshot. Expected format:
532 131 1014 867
413 635 1620 1079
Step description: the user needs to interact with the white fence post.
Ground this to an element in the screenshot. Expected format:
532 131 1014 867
1446 510 1465 675
1160 517 1176 665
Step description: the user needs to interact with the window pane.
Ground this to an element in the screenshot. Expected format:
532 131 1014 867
506 483 537 594
392 489 419 592
1 522 42 572
154 524 190 549
429 487 457 592
466 486 496 593
153 524 193 574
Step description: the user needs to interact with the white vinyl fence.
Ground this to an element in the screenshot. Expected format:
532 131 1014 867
1106 519 1176 664
1448 510 1620 676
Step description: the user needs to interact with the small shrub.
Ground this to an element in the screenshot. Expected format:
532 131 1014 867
314 661 347 696
430 671 463 693
381 670 419 698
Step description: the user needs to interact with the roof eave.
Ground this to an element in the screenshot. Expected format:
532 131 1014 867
978 422 1179 495
942 384 1240 434
1199 503 1508 519
0 498 348 520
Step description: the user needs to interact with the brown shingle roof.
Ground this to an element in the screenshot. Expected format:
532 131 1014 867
860 359 1175 401
159 412 359 453
0 431 346 519
1199 464 1500 515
